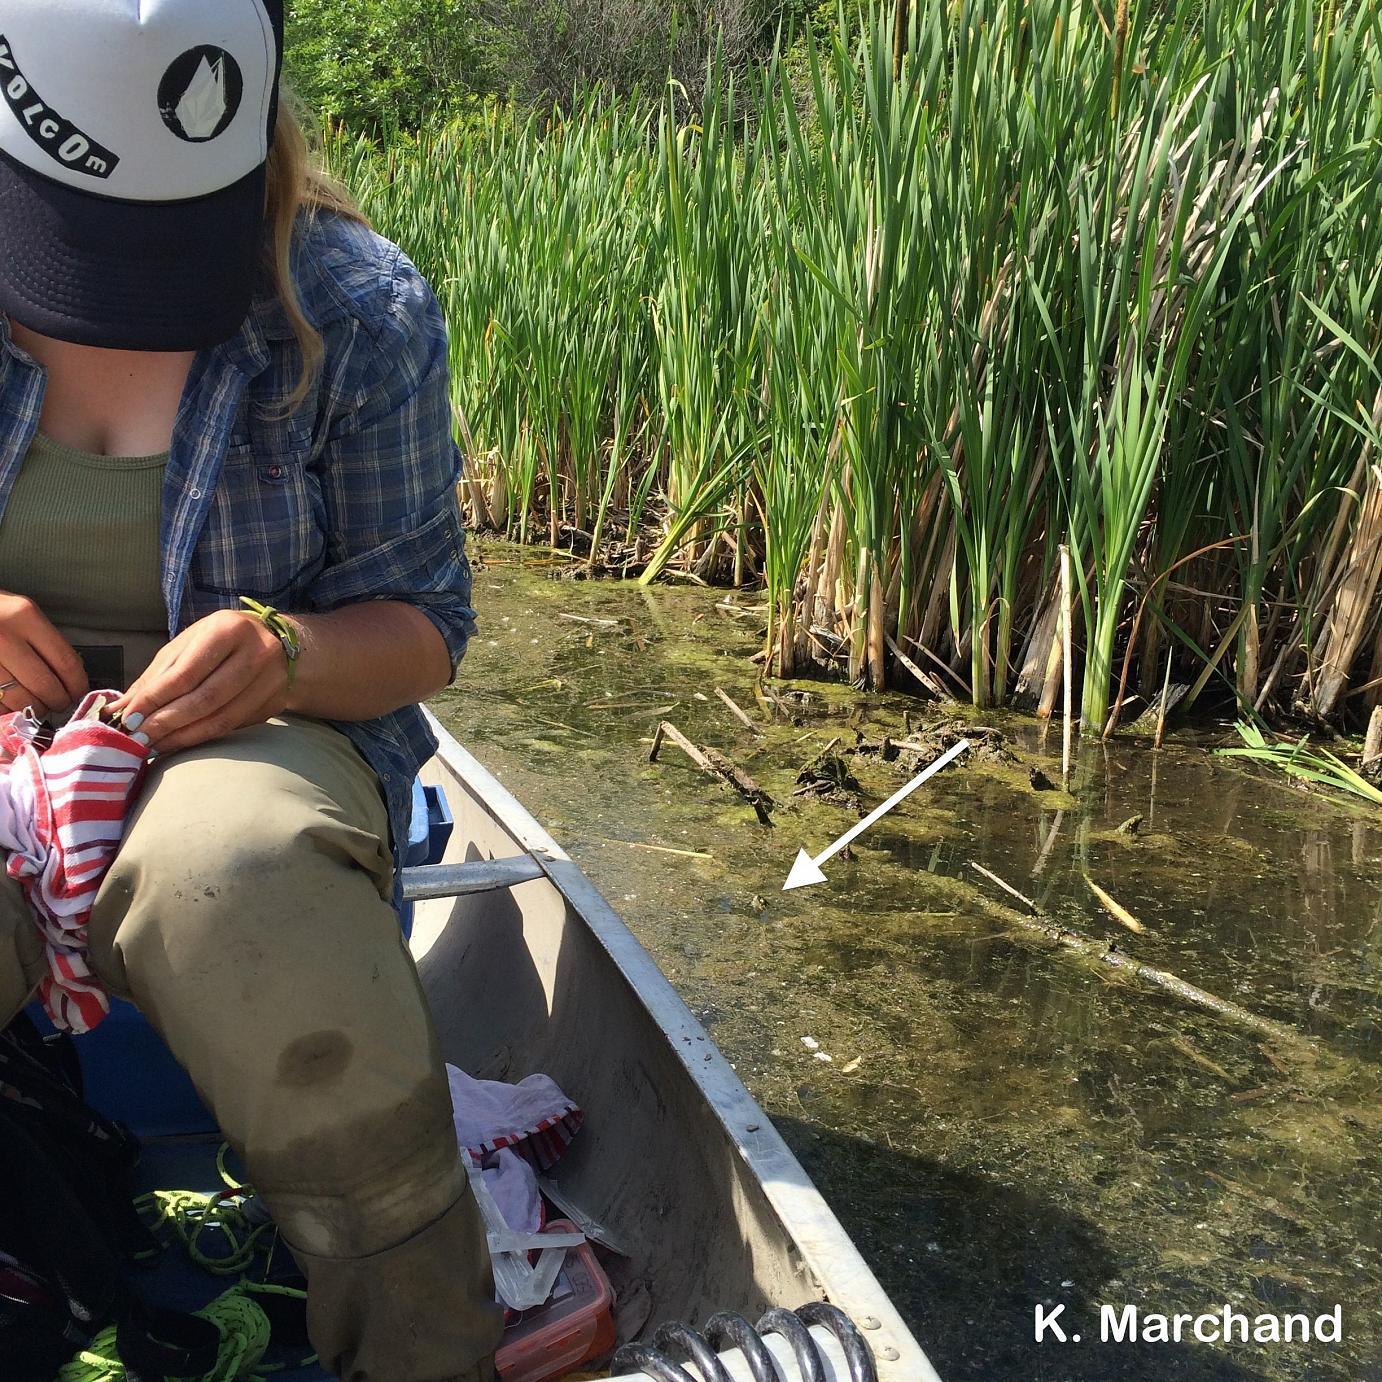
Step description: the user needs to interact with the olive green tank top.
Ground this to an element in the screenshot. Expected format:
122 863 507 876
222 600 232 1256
0 431 167 633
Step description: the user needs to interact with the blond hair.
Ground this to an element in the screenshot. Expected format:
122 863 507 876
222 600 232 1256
263 98 367 413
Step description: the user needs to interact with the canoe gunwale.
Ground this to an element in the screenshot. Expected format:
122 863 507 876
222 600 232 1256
420 709 938 1382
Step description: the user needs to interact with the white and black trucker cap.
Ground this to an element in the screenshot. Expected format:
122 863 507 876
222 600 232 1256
0 0 284 351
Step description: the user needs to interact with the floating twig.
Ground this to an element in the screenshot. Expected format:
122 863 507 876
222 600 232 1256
1085 875 1147 934
650 720 705 767
714 687 760 735
558 613 622 628
593 837 714 860
714 599 767 618
649 721 775 825
971 862 1041 913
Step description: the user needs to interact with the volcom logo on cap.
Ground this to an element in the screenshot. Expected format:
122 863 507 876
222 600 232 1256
159 47 244 143
0 36 119 179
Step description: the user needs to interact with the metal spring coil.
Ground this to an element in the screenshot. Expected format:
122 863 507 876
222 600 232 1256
610 1301 877 1382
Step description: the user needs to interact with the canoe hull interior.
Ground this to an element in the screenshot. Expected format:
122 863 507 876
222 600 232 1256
415 712 937 1380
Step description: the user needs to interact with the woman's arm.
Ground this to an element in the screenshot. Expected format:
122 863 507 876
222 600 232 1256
114 600 450 754
288 601 453 717
117 246 473 753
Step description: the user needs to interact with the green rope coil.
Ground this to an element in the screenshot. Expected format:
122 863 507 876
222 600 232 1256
60 1150 316 1379
134 1144 269 1276
55 1282 307 1382
135 1188 272 1276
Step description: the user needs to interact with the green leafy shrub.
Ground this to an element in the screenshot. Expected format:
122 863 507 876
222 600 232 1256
287 0 813 129
284 0 510 132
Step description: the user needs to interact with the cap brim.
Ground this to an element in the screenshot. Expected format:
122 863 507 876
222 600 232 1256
0 148 266 352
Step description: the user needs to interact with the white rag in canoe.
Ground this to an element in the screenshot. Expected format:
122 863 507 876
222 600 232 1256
446 1064 583 1237
447 1065 587 1311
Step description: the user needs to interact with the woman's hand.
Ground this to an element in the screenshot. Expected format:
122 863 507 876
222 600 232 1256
112 600 451 756
0 592 89 716
113 610 292 754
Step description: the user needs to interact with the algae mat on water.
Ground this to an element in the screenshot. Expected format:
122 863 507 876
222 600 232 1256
433 548 1382 1381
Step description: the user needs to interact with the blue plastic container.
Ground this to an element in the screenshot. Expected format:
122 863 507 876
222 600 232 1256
400 778 454 940
27 778 454 1138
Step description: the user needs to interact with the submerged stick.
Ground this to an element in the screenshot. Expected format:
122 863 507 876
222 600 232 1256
755 678 790 717
968 863 1312 1052
796 735 843 778
701 749 775 825
1032 810 1064 876
1167 1034 1233 1083
649 721 775 825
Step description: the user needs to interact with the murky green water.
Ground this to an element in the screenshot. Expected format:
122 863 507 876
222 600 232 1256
433 545 1382 1381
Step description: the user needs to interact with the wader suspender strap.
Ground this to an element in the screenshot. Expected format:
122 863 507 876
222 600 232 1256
116 1304 222 1382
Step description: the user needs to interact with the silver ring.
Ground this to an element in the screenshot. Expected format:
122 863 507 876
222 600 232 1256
0 680 17 693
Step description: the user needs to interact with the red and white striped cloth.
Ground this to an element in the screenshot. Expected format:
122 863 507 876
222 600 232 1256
0 692 150 1033
447 1065 584 1174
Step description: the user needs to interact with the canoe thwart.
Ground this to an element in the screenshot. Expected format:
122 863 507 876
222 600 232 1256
401 855 548 900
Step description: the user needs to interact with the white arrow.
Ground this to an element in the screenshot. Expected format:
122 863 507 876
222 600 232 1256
783 738 970 891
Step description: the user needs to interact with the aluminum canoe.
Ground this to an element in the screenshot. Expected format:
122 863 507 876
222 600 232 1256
411 709 938 1381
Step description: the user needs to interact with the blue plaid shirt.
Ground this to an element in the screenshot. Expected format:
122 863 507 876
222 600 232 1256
0 212 476 889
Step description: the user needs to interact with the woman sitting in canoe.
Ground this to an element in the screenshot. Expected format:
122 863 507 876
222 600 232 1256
0 1 501 1377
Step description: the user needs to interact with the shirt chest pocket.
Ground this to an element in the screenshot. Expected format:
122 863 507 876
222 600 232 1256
189 437 326 600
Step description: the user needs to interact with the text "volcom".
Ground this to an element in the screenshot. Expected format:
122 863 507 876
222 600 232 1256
0 38 119 179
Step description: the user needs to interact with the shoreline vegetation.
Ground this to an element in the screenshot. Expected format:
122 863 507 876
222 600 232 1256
325 0 1382 737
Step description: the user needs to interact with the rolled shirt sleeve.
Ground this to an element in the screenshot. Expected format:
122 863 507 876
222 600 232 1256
305 248 476 679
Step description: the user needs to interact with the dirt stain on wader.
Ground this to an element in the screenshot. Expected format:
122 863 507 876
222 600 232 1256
276 1030 354 1087
250 1071 462 1257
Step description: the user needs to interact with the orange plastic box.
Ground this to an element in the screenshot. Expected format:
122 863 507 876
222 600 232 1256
496 1219 617 1382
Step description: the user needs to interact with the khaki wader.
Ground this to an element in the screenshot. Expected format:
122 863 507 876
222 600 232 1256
0 712 504 1382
